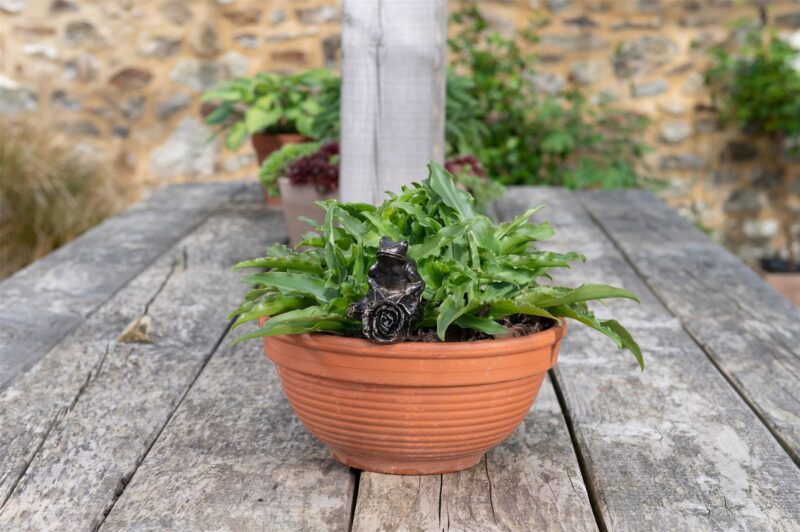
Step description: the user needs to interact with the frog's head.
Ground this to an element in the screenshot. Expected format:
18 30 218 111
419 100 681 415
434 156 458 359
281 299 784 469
376 236 409 264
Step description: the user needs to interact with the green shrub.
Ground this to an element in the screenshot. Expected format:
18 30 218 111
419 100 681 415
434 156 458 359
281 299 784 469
202 69 337 150
706 21 800 142
230 162 644 369
449 2 649 188
0 119 122 279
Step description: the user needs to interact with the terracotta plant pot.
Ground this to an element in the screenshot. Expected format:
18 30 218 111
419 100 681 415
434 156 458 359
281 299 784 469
261 320 566 475
277 177 337 247
251 133 307 165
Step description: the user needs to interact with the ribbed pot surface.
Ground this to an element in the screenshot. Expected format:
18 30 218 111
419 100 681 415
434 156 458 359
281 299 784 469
262 322 565 475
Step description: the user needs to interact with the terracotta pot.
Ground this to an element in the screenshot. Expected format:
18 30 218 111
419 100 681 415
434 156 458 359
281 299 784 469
251 133 307 165
261 186 283 206
277 177 337 247
261 320 566 475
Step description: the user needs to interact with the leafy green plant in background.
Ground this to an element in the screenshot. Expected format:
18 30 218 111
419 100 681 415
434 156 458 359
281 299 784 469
230 162 644 369
448 2 649 188
706 21 800 145
259 142 321 198
202 69 337 150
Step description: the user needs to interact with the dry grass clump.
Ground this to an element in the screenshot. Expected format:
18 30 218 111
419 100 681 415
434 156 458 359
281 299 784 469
0 118 123 280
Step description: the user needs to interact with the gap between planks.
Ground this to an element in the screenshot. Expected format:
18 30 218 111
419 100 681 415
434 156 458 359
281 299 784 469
93 318 236 531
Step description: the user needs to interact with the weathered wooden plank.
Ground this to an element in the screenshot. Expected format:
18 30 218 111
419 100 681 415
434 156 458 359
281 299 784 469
580 189 800 464
101 326 355 532
0 182 246 390
339 0 447 204
0 188 284 529
352 376 597 532
495 188 800 530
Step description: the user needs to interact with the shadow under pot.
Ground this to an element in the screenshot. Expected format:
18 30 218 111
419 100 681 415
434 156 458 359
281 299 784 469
277 176 337 247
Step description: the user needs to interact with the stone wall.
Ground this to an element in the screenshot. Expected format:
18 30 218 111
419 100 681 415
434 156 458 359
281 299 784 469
1 0 798 264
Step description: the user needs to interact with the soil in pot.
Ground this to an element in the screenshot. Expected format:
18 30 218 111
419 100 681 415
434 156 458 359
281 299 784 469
278 176 336 247
260 317 565 475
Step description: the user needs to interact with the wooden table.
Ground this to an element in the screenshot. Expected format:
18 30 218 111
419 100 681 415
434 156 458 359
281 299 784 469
1 182 798 531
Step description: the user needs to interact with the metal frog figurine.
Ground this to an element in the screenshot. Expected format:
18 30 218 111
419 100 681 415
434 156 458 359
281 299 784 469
347 236 425 344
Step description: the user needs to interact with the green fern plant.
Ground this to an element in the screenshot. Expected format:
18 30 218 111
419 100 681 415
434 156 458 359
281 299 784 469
231 162 644 368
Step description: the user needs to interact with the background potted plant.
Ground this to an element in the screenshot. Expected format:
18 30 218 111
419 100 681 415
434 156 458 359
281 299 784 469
230 162 643 475
202 69 337 164
277 141 339 246
259 141 321 206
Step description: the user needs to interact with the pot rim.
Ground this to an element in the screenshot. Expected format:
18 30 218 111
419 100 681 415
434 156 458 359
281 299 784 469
260 317 566 359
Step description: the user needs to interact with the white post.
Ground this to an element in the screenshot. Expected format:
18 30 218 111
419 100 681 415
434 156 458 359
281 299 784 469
339 0 448 204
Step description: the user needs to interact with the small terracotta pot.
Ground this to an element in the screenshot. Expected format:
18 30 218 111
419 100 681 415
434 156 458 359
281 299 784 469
261 320 566 475
261 186 283 206
277 177 337 247
251 133 307 165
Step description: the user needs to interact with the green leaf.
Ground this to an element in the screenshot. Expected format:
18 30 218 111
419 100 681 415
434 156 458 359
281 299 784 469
489 299 558 320
225 122 247 150
428 161 476 219
453 314 508 335
436 287 470 340
551 304 644 369
232 255 324 274
495 205 546 239
204 103 232 125
541 131 575 153
235 307 351 341
230 295 309 329
408 218 477 260
520 284 640 308
245 106 281 134
242 272 338 302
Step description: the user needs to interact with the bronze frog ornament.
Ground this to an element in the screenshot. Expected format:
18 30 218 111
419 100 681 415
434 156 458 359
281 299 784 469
348 236 425 344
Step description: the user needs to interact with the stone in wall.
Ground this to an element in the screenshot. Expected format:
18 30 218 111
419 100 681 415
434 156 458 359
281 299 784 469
0 76 37 113
659 153 705 171
170 52 248 92
121 96 146 122
540 33 606 51
613 35 678 78
631 79 667 97
296 5 339 24
139 36 182 58
149 118 219 180
724 189 764 214
569 60 606 86
51 89 79 110
65 20 99 46
222 8 261 25
659 121 692 145
160 0 192 25
0 0 25 14
155 94 190 120
190 21 221 58
526 71 565 95
50 0 78 14
62 53 98 82
109 68 153 91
